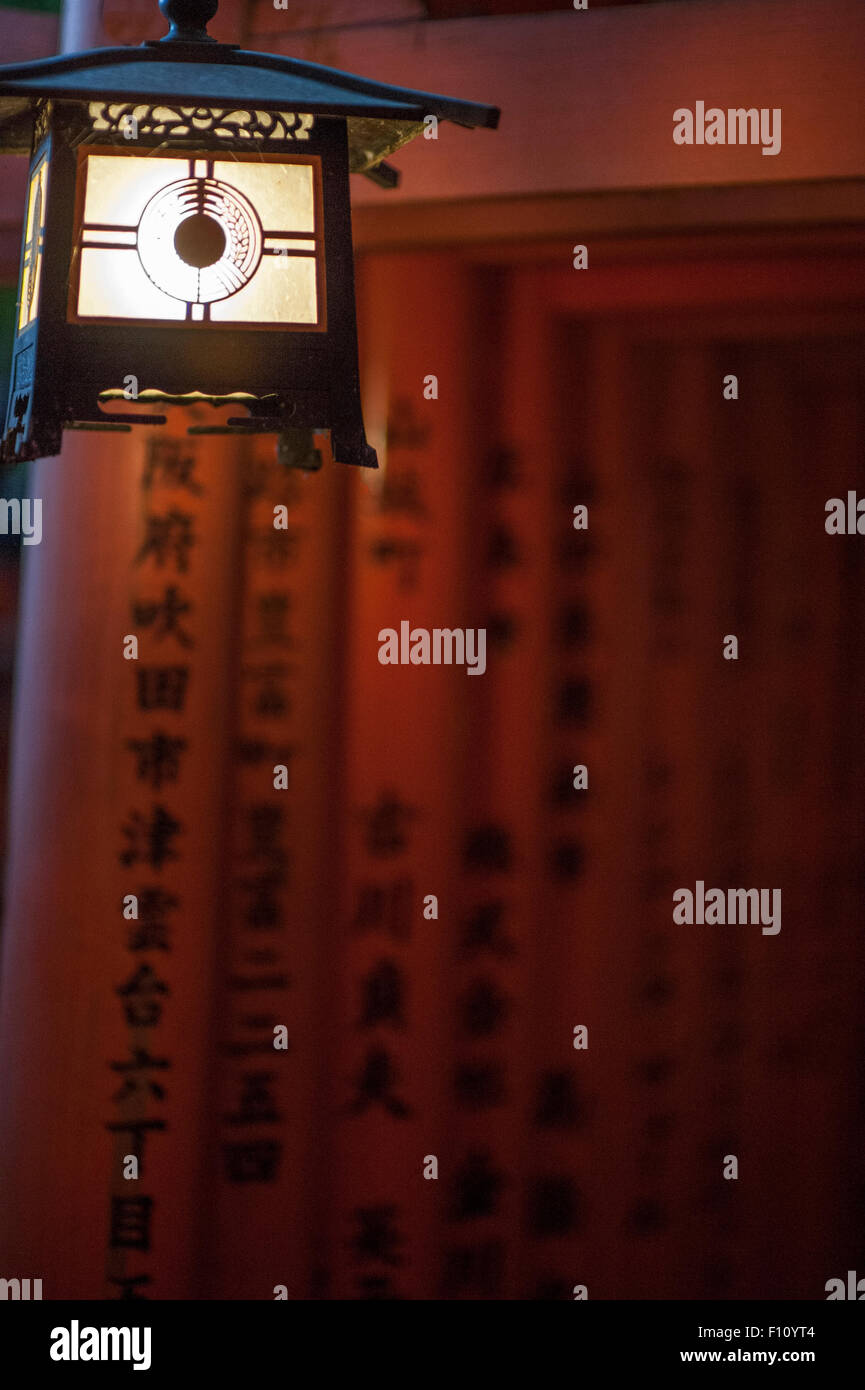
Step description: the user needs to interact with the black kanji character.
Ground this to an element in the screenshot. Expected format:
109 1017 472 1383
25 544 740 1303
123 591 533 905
557 530 596 572
527 1175 581 1237
126 731 188 789
108 1195 153 1251
136 666 190 712
459 901 514 958
367 537 423 590
239 870 286 929
485 444 521 489
534 1071 587 1130
254 592 294 647
348 1048 410 1118
142 439 202 495
555 678 592 725
639 974 675 1007
107 1274 152 1300
625 1198 668 1235
440 1241 504 1298
110 1047 170 1103
486 525 521 569
249 527 304 569
105 1118 165 1173
116 963 170 1028
119 805 182 869
351 879 413 940
486 612 519 649
136 510 196 572
359 792 418 858
453 1061 506 1110
245 805 288 866
243 663 295 718
222 1140 282 1183
463 824 512 873
450 1149 504 1222
558 602 591 649
352 1205 403 1266
132 586 193 649
357 959 406 1029
549 839 585 881
377 466 427 518
127 887 178 952
224 1072 281 1126
458 978 510 1038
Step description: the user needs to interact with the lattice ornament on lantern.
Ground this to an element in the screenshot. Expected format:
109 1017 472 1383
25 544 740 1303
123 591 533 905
88 103 316 143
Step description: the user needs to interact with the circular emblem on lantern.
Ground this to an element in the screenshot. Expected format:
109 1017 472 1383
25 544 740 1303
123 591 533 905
136 175 263 304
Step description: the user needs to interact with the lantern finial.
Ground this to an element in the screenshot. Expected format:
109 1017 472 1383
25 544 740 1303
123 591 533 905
158 0 219 44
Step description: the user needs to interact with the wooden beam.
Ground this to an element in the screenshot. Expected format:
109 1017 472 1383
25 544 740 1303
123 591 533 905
250 0 865 203
351 181 865 253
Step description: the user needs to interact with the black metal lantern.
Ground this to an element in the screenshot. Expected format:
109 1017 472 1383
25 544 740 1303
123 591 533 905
0 0 498 467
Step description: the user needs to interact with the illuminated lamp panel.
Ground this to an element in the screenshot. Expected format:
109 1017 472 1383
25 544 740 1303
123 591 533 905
18 156 48 331
70 152 323 329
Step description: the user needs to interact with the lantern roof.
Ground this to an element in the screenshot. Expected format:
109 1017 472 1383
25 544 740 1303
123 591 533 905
0 0 499 169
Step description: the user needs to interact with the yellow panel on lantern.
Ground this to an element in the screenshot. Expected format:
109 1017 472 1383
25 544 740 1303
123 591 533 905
209 254 318 325
82 154 189 228
77 247 186 321
18 157 48 331
213 160 316 232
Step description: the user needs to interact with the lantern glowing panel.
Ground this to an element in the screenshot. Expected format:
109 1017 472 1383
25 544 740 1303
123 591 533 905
18 154 48 332
69 150 324 329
